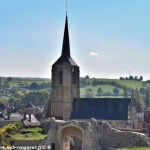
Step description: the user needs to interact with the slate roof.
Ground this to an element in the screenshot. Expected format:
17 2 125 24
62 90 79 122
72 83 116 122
26 102 35 108
70 98 131 120
53 15 78 66
53 56 77 66
0 112 6 119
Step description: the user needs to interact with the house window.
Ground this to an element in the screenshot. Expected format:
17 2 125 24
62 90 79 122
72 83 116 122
59 71 63 84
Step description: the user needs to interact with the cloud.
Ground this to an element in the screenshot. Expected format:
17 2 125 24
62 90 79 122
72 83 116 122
89 52 99 56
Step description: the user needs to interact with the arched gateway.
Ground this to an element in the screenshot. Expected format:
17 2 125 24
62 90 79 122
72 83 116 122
57 121 93 150
60 126 82 150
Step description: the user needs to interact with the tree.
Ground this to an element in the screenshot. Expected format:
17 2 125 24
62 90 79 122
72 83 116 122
13 99 21 108
139 88 146 95
97 87 102 96
9 87 18 95
8 98 15 108
113 88 119 96
92 79 98 86
134 76 138 81
7 77 12 82
85 89 94 98
0 77 1 87
22 91 50 106
129 75 134 80
139 76 143 81
4 80 9 87
80 78 88 87
0 89 5 96
135 88 140 102
145 88 150 108
85 75 90 79
30 82 40 90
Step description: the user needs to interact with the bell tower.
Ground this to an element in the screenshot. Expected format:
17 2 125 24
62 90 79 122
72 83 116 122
47 15 80 120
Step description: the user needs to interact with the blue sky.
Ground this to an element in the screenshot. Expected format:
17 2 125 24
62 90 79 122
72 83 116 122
0 0 150 80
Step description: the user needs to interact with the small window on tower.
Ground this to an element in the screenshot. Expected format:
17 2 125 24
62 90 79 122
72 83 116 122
72 72 76 84
59 71 63 84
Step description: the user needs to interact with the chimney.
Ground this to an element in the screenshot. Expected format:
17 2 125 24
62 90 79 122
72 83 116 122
23 112 26 120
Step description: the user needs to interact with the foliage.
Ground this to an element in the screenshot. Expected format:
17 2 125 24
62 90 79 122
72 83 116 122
120 75 143 81
97 87 103 96
85 75 90 79
1 76 150 108
0 122 23 146
139 88 146 95
21 91 50 106
0 77 1 87
29 82 51 90
7 77 12 82
80 78 90 87
145 88 150 108
113 88 120 96
8 97 21 108
85 89 94 98
92 79 99 86
0 122 46 145
11 127 46 140
0 89 5 95
20 127 42 133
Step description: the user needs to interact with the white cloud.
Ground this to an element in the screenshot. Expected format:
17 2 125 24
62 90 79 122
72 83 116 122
89 52 99 56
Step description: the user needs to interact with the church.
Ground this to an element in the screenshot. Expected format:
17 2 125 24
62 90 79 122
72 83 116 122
44 14 141 129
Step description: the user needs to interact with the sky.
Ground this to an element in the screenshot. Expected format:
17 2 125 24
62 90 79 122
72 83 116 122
0 0 150 80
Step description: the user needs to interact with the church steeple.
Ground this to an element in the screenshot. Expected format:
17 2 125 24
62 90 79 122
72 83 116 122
45 12 80 120
61 15 71 58
53 15 77 66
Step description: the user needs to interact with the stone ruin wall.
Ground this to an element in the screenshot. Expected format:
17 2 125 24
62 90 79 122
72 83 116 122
42 118 150 150
10 118 150 150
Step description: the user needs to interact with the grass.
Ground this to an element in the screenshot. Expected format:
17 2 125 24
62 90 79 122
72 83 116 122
11 127 47 140
81 84 123 96
80 78 150 98
12 133 47 140
0 122 47 146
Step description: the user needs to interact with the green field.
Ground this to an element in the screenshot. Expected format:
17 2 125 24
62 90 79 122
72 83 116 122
80 78 150 97
0 77 150 107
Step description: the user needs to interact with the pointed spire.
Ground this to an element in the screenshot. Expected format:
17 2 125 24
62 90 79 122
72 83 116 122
61 15 71 58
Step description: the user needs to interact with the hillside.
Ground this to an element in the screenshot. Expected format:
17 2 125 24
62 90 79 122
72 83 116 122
0 77 150 107
80 78 150 97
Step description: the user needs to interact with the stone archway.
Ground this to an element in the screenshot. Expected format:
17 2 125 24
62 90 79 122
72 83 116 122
60 126 83 150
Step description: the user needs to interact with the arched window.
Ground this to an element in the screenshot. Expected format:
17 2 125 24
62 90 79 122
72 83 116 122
59 71 63 84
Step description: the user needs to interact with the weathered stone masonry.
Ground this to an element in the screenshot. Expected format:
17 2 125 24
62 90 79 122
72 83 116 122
42 118 150 150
